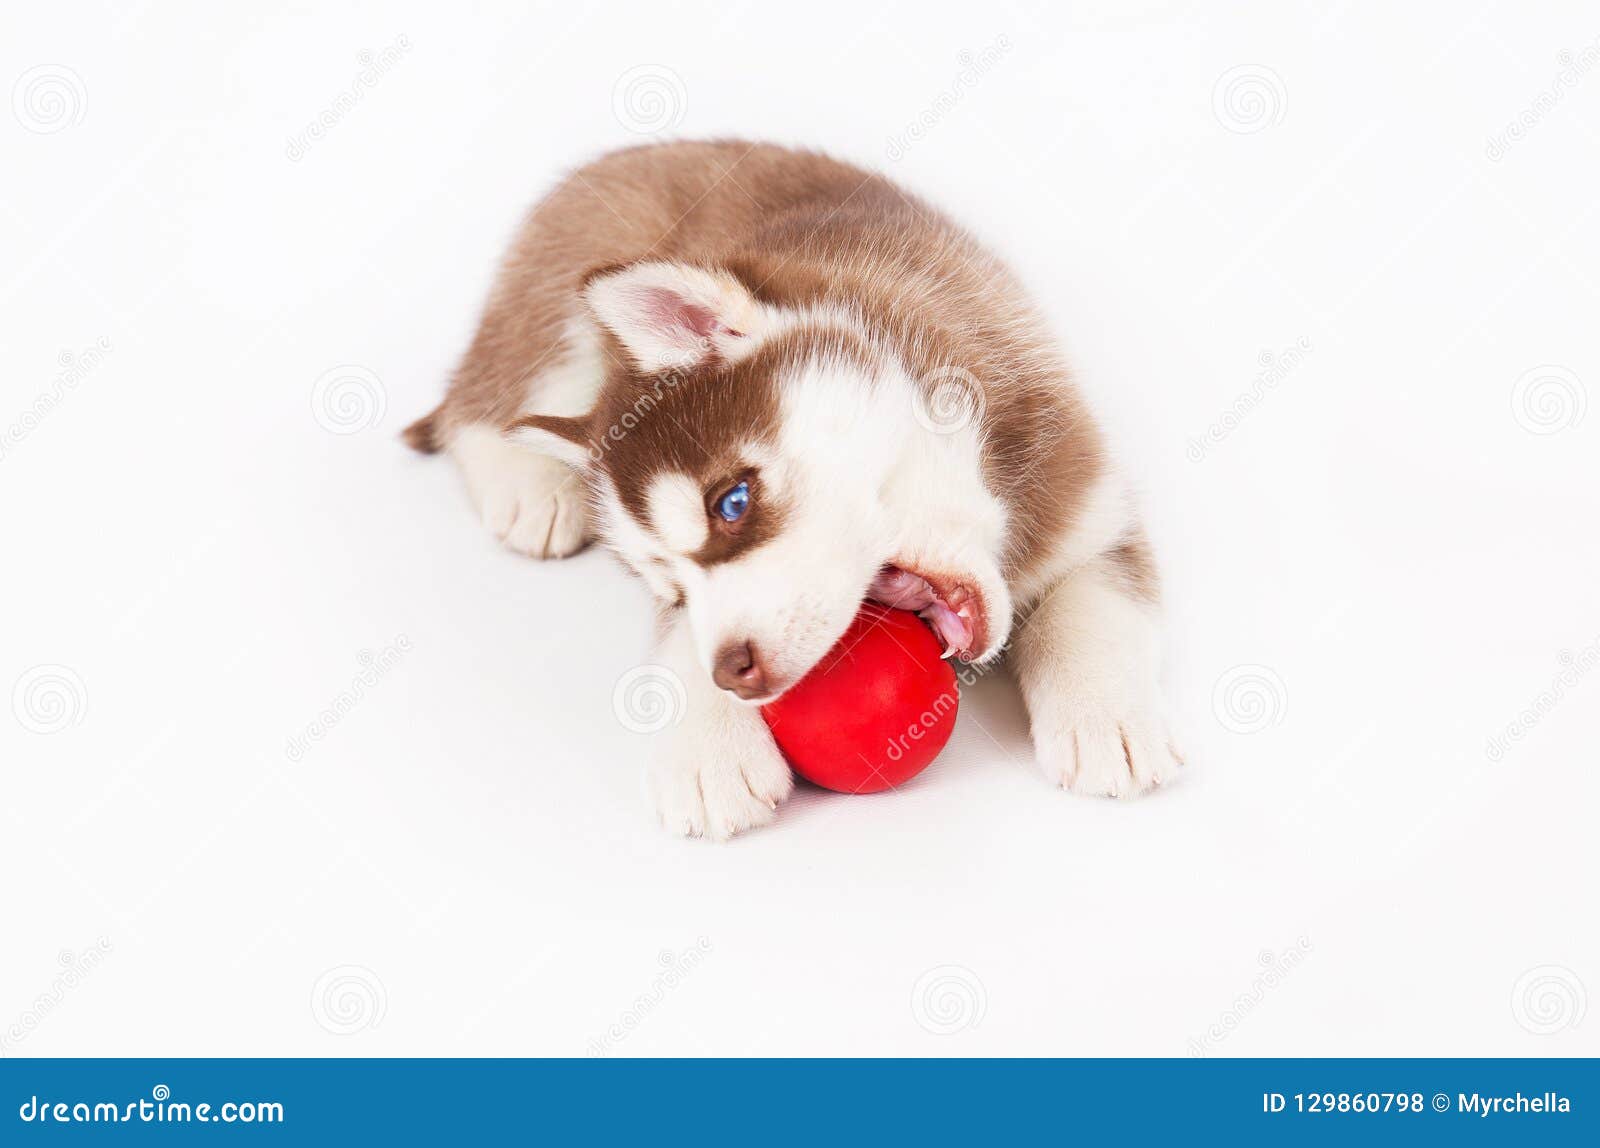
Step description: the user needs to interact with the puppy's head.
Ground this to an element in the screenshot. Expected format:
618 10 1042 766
510 261 905 703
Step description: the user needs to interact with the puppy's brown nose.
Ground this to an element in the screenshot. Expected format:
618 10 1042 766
713 640 769 699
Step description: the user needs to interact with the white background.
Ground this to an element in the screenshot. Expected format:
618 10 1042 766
3 1 1597 1057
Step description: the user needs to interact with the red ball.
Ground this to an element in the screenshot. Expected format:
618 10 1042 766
761 602 959 793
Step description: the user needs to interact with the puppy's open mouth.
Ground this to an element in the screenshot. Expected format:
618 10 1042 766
867 565 989 661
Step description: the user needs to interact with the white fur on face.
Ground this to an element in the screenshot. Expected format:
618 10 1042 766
605 332 1016 699
645 472 709 554
678 353 908 696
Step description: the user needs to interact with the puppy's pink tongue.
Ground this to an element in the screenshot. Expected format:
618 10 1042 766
866 566 974 658
921 600 973 659
867 567 934 610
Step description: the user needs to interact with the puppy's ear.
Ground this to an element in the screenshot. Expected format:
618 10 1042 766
582 261 767 374
505 413 593 468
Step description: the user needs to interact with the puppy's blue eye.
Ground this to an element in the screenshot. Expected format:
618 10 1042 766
717 480 750 523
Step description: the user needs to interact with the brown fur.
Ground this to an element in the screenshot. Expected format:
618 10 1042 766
409 140 1106 587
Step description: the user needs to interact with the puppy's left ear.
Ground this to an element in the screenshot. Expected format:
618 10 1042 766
583 261 768 374
505 413 593 469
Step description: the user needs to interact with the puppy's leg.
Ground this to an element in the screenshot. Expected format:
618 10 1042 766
1011 540 1181 796
451 425 589 559
443 322 604 559
644 611 794 840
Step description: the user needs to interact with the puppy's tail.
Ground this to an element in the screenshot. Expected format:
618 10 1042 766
401 407 445 454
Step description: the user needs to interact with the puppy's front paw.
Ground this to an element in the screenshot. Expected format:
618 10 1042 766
454 426 590 558
1033 704 1181 798
648 716 794 841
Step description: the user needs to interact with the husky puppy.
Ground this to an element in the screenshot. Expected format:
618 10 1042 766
406 140 1179 838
